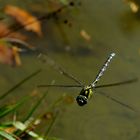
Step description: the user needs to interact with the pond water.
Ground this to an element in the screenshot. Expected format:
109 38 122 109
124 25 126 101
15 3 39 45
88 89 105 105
0 0 140 140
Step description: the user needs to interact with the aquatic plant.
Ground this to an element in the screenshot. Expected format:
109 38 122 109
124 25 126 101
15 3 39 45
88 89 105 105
0 68 74 139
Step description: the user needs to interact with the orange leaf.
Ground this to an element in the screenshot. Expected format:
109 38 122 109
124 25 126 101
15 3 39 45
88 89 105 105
4 127 16 133
0 41 22 66
12 46 22 66
0 43 14 65
4 5 42 36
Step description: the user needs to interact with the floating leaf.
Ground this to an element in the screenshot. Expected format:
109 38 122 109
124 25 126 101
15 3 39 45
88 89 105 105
4 5 42 36
0 37 36 66
0 122 16 134
124 0 139 13
0 40 21 66
2 126 16 134
129 2 139 13
63 95 74 104
43 112 53 121
80 29 91 42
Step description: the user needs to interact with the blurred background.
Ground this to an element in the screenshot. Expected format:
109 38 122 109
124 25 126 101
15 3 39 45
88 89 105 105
0 0 140 140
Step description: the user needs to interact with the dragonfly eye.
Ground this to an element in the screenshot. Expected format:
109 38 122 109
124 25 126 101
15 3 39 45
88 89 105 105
76 95 88 106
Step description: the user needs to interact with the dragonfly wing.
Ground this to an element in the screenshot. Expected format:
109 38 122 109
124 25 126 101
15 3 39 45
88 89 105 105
38 53 84 87
96 90 137 113
38 84 82 88
95 78 138 89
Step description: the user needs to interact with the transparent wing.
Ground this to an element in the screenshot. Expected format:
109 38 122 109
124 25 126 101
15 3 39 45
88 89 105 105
38 78 138 89
95 78 138 89
97 91 137 113
38 53 84 87
37 84 82 88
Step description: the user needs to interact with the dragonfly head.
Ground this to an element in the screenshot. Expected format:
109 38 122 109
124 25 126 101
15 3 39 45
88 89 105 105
76 95 88 106
76 86 93 106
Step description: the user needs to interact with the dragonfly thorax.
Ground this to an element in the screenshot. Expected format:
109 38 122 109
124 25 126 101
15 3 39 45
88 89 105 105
76 86 93 106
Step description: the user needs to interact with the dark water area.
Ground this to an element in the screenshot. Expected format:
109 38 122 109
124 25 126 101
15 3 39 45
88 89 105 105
0 0 140 140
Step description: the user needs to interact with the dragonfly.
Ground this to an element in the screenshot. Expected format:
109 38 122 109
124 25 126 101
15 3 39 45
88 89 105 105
37 53 138 112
